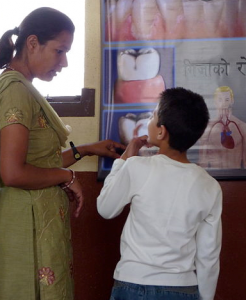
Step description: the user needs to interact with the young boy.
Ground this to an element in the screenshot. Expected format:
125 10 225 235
97 87 222 300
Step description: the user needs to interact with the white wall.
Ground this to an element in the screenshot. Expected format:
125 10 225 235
62 0 101 172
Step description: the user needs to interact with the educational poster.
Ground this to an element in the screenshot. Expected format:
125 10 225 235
98 0 246 180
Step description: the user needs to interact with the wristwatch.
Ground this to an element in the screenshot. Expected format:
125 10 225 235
70 141 82 161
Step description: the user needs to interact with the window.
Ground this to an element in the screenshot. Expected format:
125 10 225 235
0 1 95 117
0 0 85 97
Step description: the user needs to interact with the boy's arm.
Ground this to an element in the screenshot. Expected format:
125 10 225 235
97 136 149 219
121 135 148 160
195 189 222 300
97 158 132 219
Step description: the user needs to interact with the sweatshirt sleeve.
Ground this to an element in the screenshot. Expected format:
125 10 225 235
195 187 222 300
97 158 132 219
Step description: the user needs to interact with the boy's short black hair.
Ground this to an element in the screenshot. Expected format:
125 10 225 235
157 87 209 152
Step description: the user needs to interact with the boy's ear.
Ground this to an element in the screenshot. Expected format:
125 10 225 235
157 125 168 140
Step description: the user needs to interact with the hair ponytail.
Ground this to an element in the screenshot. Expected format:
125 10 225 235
0 27 19 69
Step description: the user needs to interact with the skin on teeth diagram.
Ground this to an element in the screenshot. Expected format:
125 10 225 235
104 0 246 41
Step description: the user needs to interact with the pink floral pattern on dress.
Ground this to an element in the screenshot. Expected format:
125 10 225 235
38 267 55 286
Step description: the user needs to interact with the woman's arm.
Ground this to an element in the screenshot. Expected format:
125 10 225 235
1 123 84 217
1 124 74 189
62 140 126 168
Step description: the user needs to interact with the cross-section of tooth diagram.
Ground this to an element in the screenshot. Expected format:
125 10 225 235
102 46 174 106
114 48 165 104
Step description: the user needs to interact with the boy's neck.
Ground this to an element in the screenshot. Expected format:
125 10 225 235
158 145 190 164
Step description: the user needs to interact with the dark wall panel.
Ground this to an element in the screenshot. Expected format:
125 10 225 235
71 172 246 300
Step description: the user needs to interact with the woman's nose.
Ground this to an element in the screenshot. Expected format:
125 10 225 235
60 55 68 68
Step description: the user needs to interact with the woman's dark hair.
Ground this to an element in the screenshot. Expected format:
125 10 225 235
157 87 209 152
0 7 75 69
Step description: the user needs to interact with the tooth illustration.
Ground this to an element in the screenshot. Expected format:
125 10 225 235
239 0 246 36
131 0 159 40
105 0 236 41
118 112 152 145
105 0 117 40
135 112 153 137
202 0 224 37
115 0 133 25
156 0 184 34
182 0 204 37
115 47 165 104
106 0 117 15
117 48 160 81
105 0 133 41
221 0 239 37
114 74 165 104
137 112 153 120
118 112 159 156
118 113 137 145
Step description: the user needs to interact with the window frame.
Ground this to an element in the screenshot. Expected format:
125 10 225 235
48 88 95 117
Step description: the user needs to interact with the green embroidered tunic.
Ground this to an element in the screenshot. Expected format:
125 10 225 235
0 72 73 299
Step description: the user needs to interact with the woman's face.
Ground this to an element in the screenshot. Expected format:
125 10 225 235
30 30 74 81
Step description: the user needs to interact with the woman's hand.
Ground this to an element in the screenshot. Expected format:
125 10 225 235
80 140 126 159
62 177 84 218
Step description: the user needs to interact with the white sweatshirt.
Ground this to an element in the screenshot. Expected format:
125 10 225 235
97 155 222 300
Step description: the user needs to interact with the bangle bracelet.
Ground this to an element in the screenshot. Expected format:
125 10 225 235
61 170 76 189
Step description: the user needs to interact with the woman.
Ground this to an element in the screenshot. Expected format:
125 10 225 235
0 7 124 300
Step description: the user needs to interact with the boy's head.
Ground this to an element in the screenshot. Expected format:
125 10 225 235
155 87 209 152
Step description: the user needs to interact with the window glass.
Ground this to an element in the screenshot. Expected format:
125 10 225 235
0 0 85 97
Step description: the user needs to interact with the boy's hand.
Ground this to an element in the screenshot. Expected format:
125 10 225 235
121 135 149 160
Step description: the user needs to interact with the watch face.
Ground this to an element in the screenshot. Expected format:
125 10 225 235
75 153 81 160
